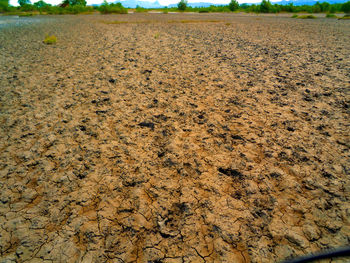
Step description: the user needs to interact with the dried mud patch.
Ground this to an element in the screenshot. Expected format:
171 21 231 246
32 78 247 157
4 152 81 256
0 13 349 262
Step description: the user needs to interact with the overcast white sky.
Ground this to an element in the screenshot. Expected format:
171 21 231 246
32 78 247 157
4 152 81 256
9 0 262 7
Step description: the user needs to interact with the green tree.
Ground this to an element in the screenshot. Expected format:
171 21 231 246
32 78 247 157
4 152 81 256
228 0 239 11
0 0 9 11
342 1 350 14
320 2 330 12
18 0 31 6
260 0 272 13
177 0 187 11
34 0 50 8
60 0 86 6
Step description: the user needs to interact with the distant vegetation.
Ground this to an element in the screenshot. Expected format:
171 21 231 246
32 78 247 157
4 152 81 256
0 0 350 16
177 0 187 11
170 0 350 14
98 1 127 14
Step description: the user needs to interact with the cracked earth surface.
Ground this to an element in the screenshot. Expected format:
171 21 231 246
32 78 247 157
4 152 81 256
0 13 349 262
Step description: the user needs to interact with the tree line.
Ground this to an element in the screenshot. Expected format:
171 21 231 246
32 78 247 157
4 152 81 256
176 0 350 14
0 0 349 15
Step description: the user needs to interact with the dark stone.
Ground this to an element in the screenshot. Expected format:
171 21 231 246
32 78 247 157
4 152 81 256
287 127 295 132
158 152 165 158
270 172 281 178
175 202 189 214
231 135 244 140
138 122 155 130
303 96 313 102
154 114 169 121
218 168 243 179
164 158 175 167
108 78 116 83
316 125 325 131
322 171 333 178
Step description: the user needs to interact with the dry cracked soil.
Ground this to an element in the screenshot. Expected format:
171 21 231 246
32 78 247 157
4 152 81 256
0 12 349 263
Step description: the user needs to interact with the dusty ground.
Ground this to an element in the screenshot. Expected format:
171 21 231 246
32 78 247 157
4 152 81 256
0 13 349 263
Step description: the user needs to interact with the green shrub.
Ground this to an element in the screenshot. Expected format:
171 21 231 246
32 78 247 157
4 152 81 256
291 14 298 18
65 5 93 14
43 35 57 44
19 4 36 11
98 1 127 14
135 5 147 12
326 13 337 18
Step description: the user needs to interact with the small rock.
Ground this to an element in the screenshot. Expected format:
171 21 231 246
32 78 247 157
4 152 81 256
302 224 321 241
138 122 155 130
285 230 308 248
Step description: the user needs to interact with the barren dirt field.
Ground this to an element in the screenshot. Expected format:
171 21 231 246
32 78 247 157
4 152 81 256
0 13 349 262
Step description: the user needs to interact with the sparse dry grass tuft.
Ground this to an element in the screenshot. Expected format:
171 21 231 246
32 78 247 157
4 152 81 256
43 35 57 45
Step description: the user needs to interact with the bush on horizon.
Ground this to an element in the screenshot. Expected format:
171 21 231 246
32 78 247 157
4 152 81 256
34 0 51 8
228 0 239 11
60 0 87 7
135 5 147 12
177 0 187 11
98 1 127 14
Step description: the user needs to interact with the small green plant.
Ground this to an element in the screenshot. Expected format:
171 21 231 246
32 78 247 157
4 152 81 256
338 14 350 19
43 35 57 44
154 32 160 39
291 14 298 18
326 13 337 18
